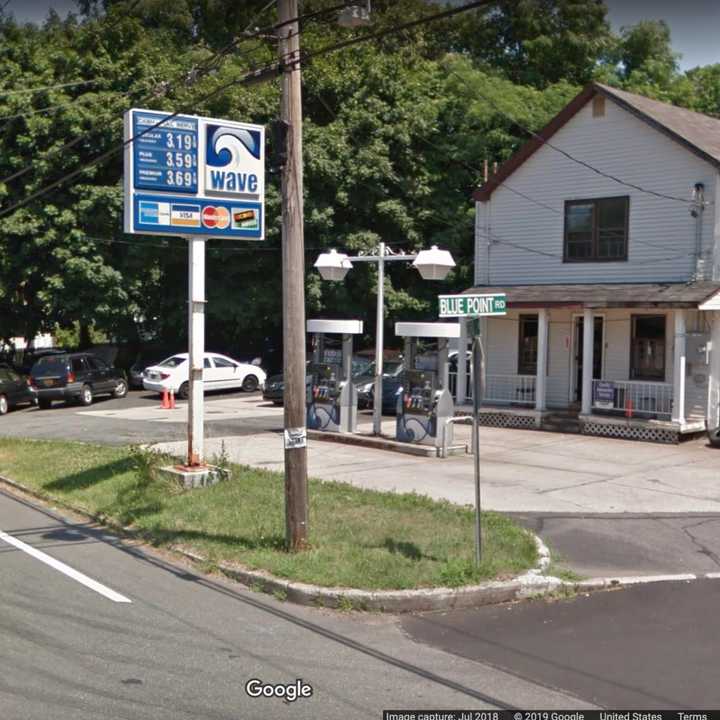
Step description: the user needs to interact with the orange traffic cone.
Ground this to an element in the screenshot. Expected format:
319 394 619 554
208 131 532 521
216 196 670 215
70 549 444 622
625 398 633 418
169 390 176 409
161 389 170 409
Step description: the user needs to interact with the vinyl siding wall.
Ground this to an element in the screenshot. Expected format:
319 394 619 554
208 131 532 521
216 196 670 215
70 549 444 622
474 99 719 286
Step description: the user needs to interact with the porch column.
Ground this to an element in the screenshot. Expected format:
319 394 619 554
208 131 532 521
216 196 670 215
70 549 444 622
581 308 594 415
535 309 548 411
457 318 468 405
709 311 720 429
672 309 687 424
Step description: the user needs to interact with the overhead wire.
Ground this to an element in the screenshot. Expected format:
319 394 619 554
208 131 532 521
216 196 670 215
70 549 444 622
447 66 711 206
0 0 495 219
0 78 97 98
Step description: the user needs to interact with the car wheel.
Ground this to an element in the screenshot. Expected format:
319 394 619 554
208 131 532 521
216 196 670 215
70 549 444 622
0 395 8 416
80 385 93 406
178 382 189 400
113 380 128 398
241 374 259 392
38 398 52 410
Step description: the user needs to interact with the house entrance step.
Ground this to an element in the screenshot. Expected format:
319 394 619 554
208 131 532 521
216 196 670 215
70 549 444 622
541 412 581 434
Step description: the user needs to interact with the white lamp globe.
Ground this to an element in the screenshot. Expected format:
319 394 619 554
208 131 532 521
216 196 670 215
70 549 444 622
314 249 352 282
413 245 455 280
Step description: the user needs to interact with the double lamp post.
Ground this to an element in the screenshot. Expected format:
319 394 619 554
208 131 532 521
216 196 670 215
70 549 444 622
314 242 456 435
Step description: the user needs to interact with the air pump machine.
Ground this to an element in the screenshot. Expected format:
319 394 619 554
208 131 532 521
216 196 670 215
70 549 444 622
306 319 363 433
395 322 459 448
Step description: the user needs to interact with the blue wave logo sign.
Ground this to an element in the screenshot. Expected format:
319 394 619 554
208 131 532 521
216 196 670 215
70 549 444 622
205 123 263 197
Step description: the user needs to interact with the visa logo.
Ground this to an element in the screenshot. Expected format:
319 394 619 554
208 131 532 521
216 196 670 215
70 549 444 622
209 171 258 193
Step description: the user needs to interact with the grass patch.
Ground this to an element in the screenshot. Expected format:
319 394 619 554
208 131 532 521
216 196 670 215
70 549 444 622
0 438 538 591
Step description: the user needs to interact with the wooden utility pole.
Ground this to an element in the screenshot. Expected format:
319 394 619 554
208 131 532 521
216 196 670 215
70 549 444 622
278 0 309 550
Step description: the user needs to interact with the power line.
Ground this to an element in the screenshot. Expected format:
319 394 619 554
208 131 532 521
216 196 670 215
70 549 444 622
0 88 133 124
448 67 711 206
1 0 494 219
476 227 697 268
0 38 258 187
0 78 97 98
0 1 346 189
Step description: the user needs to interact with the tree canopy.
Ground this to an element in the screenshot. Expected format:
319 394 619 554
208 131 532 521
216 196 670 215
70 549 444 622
0 0 718 361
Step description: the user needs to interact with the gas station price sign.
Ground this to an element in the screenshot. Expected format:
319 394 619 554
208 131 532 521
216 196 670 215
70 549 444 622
132 111 199 194
124 108 265 240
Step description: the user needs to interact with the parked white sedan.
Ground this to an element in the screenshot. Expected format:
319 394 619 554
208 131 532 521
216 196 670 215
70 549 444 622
142 353 266 398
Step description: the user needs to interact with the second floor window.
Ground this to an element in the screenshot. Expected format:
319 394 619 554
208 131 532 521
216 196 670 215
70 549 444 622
564 196 629 262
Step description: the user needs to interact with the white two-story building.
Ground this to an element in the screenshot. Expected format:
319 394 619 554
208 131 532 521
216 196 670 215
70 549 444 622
453 82 720 443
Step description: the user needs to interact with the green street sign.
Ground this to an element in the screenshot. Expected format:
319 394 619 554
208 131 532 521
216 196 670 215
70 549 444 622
438 293 507 318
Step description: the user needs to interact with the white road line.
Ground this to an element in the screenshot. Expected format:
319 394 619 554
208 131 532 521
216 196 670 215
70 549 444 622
0 528 131 603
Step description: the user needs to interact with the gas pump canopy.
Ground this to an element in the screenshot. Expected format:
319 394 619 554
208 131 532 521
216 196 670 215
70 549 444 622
394 322 461 338
306 319 364 335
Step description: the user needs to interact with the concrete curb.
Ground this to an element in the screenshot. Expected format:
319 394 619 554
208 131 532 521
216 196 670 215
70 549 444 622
172 535 557 613
3 472 719 612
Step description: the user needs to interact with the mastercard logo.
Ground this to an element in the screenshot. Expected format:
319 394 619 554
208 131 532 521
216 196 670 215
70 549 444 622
201 206 230 229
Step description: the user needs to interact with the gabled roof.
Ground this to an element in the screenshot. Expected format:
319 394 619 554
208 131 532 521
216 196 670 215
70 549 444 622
473 82 720 202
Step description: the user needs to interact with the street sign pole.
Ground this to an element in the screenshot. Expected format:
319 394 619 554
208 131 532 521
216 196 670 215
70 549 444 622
472 326 484 567
187 238 206 466
439 293 505 568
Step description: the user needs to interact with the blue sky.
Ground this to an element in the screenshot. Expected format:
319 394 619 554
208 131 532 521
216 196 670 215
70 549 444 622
6 0 720 71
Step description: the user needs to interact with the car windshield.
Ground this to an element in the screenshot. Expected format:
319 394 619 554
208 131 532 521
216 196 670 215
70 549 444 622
31 356 68 374
158 355 186 368
356 361 402 380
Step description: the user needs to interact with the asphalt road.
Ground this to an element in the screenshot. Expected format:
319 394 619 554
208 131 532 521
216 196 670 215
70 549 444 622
515 511 720 577
401 579 720 709
0 488 588 719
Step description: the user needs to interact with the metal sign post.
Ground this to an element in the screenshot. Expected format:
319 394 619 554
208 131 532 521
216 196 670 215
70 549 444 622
188 238 205 466
471 327 484 566
123 108 265 467
439 293 505 567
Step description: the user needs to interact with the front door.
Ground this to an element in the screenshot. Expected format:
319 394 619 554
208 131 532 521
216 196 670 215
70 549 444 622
573 317 604 403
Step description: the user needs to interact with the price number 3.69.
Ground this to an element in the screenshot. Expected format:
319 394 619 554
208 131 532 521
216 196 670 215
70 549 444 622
165 170 196 188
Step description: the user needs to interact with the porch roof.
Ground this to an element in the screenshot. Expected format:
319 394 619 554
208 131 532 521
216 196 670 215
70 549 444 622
463 281 720 309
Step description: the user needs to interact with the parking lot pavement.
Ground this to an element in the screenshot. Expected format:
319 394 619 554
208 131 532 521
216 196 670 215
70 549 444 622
0 390 282 445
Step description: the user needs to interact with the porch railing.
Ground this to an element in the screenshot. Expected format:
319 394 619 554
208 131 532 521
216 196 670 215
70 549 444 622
484 374 536 405
591 379 673 420
449 371 536 406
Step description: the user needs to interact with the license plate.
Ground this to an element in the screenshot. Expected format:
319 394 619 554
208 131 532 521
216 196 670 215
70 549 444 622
43 379 55 387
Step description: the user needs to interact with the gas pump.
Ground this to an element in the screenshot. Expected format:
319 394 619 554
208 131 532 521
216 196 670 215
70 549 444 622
306 319 363 433
395 322 460 447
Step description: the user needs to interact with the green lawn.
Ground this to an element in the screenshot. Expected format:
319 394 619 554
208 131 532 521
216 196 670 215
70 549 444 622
0 438 538 591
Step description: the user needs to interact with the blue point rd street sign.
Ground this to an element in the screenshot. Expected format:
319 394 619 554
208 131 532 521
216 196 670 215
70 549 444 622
438 293 507 318
124 109 265 240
